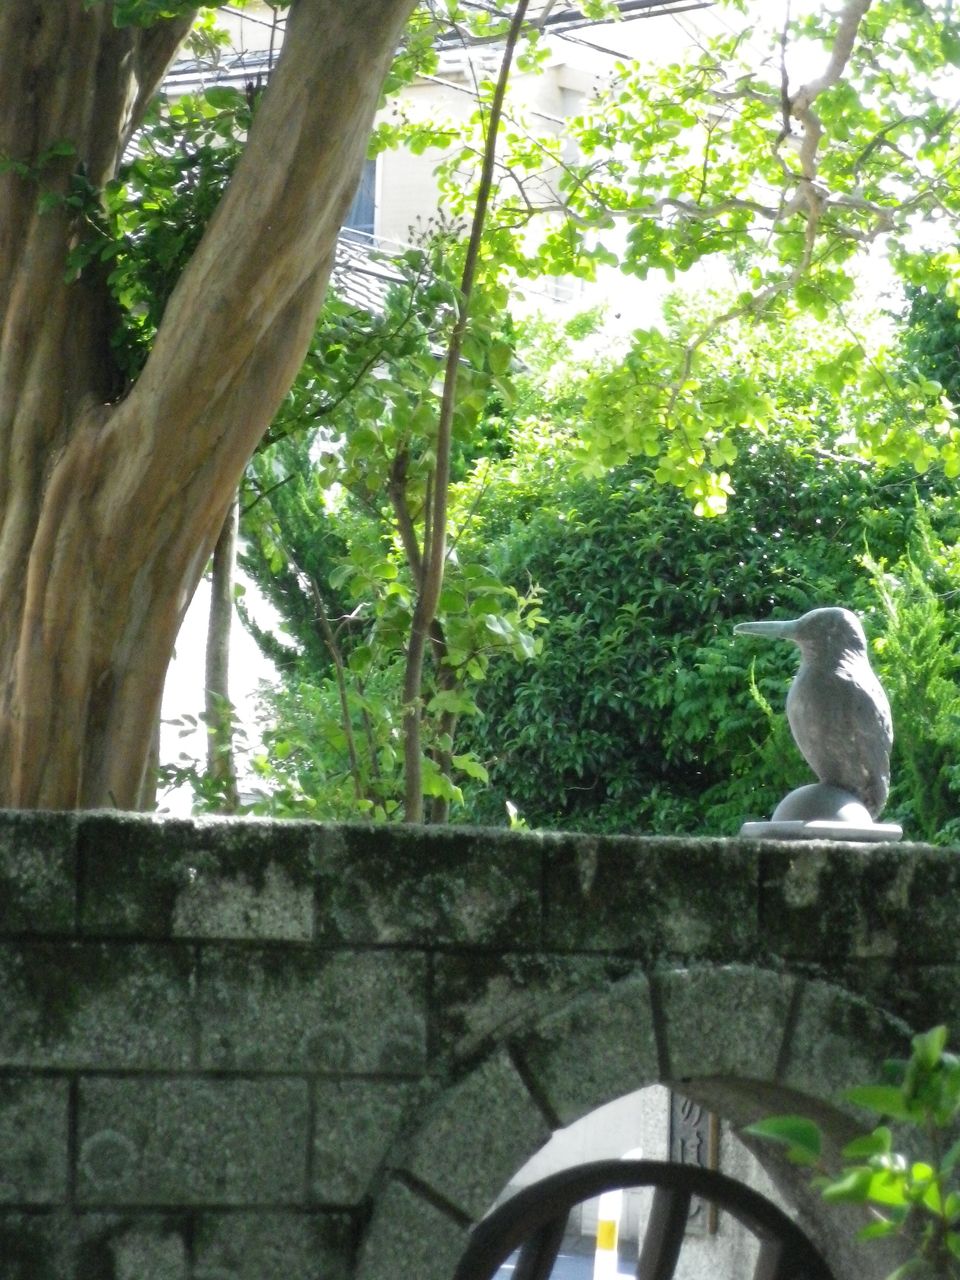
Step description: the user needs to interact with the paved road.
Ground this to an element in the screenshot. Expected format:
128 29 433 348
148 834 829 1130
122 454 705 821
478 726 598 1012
495 1252 633 1278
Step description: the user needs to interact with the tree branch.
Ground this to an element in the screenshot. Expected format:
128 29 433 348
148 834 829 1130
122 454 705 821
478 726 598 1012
401 0 531 821
109 0 419 527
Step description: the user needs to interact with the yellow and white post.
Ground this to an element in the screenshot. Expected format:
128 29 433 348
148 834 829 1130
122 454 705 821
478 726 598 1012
593 1146 643 1279
592 1185 622 1279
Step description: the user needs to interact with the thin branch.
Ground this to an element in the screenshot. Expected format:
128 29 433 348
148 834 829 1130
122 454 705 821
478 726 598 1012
401 0 531 822
388 447 424 585
240 471 295 517
307 573 365 802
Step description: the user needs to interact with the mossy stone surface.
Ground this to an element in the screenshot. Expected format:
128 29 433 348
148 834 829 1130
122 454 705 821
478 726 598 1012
516 972 659 1125
542 834 760 960
197 946 427 1073
313 824 540 947
431 951 632 1060
759 842 956 964
312 1080 415 1203
0 942 195 1069
0 811 77 935
656 965 797 1083
78 814 321 939
0 1076 69 1202
192 1210 354 1280
779 979 912 1113
355 1179 470 1280
1 811 957 1279
76 1077 310 1205
399 1051 552 1221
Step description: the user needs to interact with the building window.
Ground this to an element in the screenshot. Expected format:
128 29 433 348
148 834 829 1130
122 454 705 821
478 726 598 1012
344 158 376 239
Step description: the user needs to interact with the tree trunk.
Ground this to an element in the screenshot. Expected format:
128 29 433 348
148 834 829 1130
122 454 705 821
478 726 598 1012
0 0 418 809
205 494 240 811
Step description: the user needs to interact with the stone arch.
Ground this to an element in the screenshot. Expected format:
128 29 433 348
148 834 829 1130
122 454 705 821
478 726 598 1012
355 964 913 1280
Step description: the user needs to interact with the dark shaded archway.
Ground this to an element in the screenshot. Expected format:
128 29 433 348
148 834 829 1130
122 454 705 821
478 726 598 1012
357 966 913 1280
453 1158 837 1279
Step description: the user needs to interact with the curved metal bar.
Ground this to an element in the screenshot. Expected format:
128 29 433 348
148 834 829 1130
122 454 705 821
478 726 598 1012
513 1214 569 1280
452 1159 838 1280
636 1185 690 1280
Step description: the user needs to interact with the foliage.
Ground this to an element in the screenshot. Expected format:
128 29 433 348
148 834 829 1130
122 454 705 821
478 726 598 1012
453 296 955 834
902 288 960 411
747 1026 960 1279
236 234 546 820
100 86 252 377
390 0 960 509
459 446 876 833
863 512 960 844
234 278 960 835
130 0 960 823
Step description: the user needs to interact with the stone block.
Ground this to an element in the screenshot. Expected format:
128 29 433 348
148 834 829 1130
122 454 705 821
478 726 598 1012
656 965 796 1084
516 971 660 1125
77 1077 309 1205
192 1210 353 1280
759 842 960 963
312 1080 415 1204
0 810 77 935
0 1211 76 1278
355 1178 470 1280
542 834 759 959
779 978 910 1112
874 965 960 1033
198 947 426 1073
0 1075 69 1203
78 814 319 940
0 942 195 1069
76 1216 190 1280
172 861 313 943
0 1211 194 1280
431 952 630 1061
313 824 540 948
401 1052 551 1221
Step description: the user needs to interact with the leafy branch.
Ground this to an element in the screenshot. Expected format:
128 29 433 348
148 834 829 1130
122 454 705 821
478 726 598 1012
747 1026 960 1279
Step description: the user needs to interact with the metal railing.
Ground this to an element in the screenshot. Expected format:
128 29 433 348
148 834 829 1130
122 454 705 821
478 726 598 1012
452 1159 838 1280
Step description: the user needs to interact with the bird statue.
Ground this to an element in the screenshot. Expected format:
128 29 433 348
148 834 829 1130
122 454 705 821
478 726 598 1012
734 607 893 819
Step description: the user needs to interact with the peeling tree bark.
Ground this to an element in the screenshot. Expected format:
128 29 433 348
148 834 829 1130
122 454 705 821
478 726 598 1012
0 0 418 809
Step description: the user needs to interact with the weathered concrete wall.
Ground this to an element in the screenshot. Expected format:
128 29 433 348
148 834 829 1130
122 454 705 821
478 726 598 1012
0 810 956 1278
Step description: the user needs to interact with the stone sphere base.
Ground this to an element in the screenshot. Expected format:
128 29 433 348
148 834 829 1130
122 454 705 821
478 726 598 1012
739 783 902 842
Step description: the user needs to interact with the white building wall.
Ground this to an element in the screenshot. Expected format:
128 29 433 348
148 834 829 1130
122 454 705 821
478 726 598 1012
495 1085 788 1279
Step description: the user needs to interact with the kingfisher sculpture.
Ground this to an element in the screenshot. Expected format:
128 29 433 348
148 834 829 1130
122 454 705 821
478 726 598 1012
734 606 900 840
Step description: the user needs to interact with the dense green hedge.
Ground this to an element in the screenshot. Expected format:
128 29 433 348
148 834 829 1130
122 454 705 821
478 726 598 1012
461 439 943 836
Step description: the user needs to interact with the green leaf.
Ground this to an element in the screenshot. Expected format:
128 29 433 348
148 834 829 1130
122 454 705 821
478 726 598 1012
912 1025 947 1071
452 753 489 782
488 340 513 376
821 1168 874 1203
843 1085 915 1121
857 1219 898 1241
941 29 960 67
204 86 245 111
426 690 479 716
842 1128 892 1160
865 1170 909 1208
743 1116 821 1165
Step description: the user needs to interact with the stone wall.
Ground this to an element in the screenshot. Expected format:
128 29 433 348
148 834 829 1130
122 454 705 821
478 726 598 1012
0 810 957 1279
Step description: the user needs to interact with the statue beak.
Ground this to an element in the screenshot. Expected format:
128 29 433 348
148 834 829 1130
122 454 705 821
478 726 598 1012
733 619 799 640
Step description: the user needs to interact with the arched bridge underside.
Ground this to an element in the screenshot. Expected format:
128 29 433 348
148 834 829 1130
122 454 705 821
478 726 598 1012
0 811 957 1279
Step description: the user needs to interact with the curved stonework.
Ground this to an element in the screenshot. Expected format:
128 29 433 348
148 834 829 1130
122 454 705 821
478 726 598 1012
356 967 911 1280
0 811 953 1279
